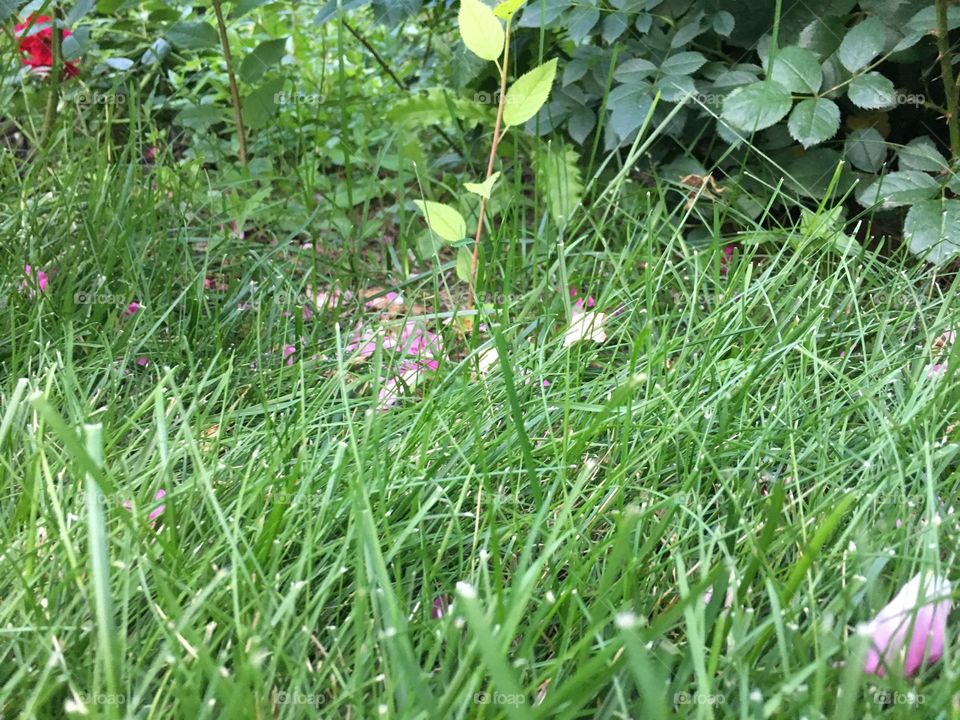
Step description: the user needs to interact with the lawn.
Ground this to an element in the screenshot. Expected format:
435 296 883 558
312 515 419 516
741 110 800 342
3 2 960 718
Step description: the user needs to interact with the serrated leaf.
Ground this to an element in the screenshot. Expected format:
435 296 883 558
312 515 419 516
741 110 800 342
166 21 219 50
566 6 600 42
413 200 467 243
721 80 793 132
456 247 474 282
239 38 287 83
602 13 628 43
895 5 960 51
788 98 840 148
661 51 707 76
713 10 734 37
904 199 960 264
614 58 657 83
847 72 896 109
856 170 940 208
899 136 949 172
503 58 558 127
838 16 886 72
844 127 887 172
494 0 525 19
766 46 822 94
464 172 501 199
656 75 696 102
459 0 504 61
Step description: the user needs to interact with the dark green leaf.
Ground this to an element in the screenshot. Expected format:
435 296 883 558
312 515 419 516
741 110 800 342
239 38 287 83
243 78 285 129
838 16 887 71
661 51 707 75
904 199 960 264
844 127 887 172
0 0 18 22
856 170 939 208
713 10 734 37
766 46 822 94
166 21 219 50
847 72 896 109
898 136 949 172
721 80 793 132
787 98 840 148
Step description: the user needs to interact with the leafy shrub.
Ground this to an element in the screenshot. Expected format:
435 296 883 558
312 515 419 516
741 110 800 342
336 0 960 263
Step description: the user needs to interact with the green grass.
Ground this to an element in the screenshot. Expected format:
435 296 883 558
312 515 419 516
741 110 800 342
3 88 960 720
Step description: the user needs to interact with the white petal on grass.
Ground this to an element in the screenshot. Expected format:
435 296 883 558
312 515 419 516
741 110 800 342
456 581 477 599
477 346 499 375
564 311 607 347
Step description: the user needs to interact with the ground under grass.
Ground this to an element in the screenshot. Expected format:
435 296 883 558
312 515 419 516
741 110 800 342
2 150 959 719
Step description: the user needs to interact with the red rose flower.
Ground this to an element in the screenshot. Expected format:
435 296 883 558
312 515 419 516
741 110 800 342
14 15 80 79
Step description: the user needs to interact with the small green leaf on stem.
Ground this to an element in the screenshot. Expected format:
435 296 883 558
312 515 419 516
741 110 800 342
493 0 525 20
413 200 467 243
502 58 558 127
458 0 505 61
464 171 501 199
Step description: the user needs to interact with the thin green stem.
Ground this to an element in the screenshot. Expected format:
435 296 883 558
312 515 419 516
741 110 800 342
40 12 63 147
212 0 248 166
466 20 511 316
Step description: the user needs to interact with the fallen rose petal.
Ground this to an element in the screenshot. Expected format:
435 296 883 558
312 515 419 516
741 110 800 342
123 488 167 524
476 347 499 376
378 361 431 409
925 363 947 379
23 264 50 295
564 311 607 347
432 595 452 619
860 572 952 677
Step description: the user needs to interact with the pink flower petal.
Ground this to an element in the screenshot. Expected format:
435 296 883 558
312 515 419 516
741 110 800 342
861 572 952 677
